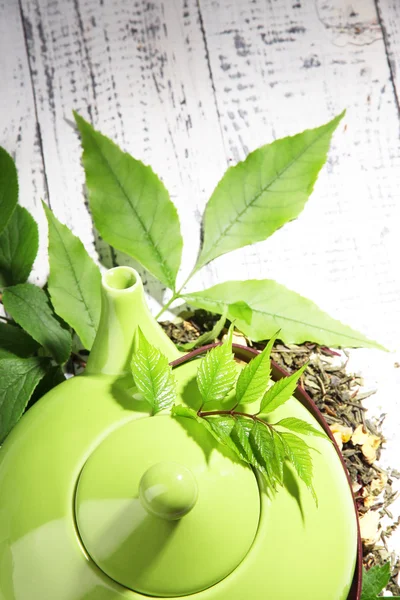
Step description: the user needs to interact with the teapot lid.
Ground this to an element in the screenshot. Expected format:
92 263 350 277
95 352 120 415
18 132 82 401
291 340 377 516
74 413 260 597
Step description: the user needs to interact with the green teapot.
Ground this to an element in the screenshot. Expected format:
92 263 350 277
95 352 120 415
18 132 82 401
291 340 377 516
0 266 361 599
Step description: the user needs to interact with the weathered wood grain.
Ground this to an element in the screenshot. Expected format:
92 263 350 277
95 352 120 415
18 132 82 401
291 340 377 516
17 0 230 310
0 0 47 284
198 0 400 351
376 0 400 112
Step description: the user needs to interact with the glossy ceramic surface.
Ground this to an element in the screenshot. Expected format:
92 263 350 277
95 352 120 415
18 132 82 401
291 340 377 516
75 416 260 596
0 266 359 599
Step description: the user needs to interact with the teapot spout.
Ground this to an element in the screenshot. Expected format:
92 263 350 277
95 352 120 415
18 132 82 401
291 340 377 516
86 266 180 376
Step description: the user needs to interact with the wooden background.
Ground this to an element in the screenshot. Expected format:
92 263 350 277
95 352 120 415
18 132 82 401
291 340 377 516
1 0 400 552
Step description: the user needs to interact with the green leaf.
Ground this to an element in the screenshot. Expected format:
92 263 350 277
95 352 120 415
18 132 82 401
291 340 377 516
236 332 278 406
249 421 284 487
0 348 17 359
196 113 344 269
0 321 39 357
0 205 39 287
280 432 317 505
0 148 18 236
361 563 393 599
172 405 217 437
131 328 176 414
178 307 227 351
0 357 49 443
2 284 72 364
74 113 182 290
361 563 391 600
183 279 385 349
43 203 101 350
231 417 254 462
171 406 248 466
206 414 247 460
275 417 327 439
196 326 237 405
229 301 252 325
259 364 307 415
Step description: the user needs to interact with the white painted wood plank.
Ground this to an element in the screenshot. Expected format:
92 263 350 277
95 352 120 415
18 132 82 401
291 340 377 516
198 0 400 352
0 0 47 284
18 0 228 311
376 0 400 110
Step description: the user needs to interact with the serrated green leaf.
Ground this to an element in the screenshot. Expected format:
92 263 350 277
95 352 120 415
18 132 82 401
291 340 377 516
74 113 182 290
0 205 39 287
0 357 49 443
2 284 72 364
231 417 254 462
0 321 39 357
206 415 248 461
178 307 227 351
43 203 101 350
259 364 307 415
172 404 201 420
197 328 237 405
172 405 216 436
236 332 278 407
183 279 384 349
131 328 176 414
281 432 317 505
275 417 327 439
196 113 344 269
0 147 18 236
171 407 251 467
249 421 283 487
361 563 392 599
361 563 391 599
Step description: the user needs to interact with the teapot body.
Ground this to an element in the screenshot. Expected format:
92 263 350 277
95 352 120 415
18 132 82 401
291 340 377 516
0 267 360 599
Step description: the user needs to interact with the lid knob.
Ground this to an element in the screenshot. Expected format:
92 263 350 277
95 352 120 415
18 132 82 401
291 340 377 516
139 461 198 521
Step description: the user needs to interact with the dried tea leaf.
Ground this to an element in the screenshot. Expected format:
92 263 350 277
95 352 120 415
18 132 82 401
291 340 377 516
359 511 380 546
370 473 388 493
330 423 353 444
352 424 369 446
332 431 344 451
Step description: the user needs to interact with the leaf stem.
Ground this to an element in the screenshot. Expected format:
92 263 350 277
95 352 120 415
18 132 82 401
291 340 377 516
155 291 181 320
198 408 272 430
156 266 199 320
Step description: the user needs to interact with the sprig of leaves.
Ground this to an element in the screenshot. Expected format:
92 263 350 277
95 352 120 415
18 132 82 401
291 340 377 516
128 330 325 501
172 335 328 502
72 112 383 350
